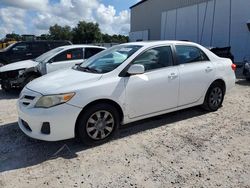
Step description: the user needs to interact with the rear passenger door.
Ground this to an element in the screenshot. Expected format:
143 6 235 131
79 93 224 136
175 45 215 106
46 48 84 73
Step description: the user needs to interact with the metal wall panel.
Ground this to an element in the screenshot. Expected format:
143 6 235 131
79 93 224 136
130 0 210 40
159 0 250 62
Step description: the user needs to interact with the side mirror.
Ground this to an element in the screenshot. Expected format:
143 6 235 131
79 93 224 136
127 64 145 75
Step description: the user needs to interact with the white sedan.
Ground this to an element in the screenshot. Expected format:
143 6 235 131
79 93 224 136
17 41 236 144
0 45 105 91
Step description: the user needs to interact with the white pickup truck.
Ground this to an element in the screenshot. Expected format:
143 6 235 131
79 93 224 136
0 45 105 91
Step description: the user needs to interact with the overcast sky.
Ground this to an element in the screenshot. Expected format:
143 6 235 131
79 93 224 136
0 0 139 38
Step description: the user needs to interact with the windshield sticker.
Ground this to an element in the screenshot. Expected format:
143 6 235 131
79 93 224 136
119 48 133 52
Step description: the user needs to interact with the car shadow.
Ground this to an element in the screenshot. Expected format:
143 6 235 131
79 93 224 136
0 106 209 173
0 88 20 100
236 79 250 86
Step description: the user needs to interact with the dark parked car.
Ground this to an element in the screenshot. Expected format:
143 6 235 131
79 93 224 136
209 46 234 63
0 40 72 66
243 61 250 81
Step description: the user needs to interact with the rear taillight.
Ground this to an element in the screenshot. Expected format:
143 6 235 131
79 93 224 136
231 63 237 71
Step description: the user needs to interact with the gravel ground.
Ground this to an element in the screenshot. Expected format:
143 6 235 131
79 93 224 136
0 79 250 188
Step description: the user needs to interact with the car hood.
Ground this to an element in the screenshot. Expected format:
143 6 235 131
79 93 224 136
0 60 38 72
26 68 102 94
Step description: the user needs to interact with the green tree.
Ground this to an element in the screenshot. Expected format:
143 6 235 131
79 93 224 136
49 24 72 41
101 33 129 43
39 34 51 40
101 34 112 43
72 21 102 44
5 33 22 41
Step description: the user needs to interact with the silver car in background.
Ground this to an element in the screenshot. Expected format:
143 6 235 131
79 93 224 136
0 45 105 91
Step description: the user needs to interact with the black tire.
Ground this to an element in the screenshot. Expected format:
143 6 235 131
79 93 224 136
22 75 38 88
202 82 225 111
246 77 250 82
76 103 120 145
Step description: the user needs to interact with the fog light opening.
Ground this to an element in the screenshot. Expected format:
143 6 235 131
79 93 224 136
41 122 51 135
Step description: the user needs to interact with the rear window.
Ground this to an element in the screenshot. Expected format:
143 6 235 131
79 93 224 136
176 45 209 64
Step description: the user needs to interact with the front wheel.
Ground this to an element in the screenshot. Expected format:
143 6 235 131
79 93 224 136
76 103 120 145
202 83 225 111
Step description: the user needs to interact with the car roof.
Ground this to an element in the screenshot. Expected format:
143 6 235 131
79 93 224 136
123 40 201 47
57 45 106 50
15 40 70 43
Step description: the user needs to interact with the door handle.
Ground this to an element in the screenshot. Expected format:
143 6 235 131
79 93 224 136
168 73 178 80
26 53 32 56
205 66 213 72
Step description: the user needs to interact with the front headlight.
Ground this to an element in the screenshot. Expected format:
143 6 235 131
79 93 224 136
35 93 75 108
18 69 25 76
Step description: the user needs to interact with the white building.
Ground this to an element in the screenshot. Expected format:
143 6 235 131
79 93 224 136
130 0 250 63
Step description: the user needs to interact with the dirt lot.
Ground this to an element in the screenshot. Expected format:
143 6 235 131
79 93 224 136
0 80 250 188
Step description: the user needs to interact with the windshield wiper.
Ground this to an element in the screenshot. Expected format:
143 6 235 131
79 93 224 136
77 66 99 73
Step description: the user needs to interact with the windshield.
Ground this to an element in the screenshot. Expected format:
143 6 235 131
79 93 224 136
77 45 142 73
34 47 64 63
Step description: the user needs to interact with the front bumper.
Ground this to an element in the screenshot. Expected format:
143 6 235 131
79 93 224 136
0 71 25 88
17 88 82 141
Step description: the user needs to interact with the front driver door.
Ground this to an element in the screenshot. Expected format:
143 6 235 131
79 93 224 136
46 48 84 73
125 46 179 119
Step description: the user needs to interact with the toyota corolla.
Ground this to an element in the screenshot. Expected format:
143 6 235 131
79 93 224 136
17 41 236 145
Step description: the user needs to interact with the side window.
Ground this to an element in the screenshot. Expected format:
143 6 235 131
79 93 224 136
132 46 173 71
176 45 209 64
85 48 105 59
53 48 83 62
12 43 30 52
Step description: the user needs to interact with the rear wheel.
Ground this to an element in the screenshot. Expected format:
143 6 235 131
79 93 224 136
76 103 120 145
203 83 225 111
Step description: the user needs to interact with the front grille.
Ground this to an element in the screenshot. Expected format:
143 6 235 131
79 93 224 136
24 95 35 100
19 87 42 108
0 70 19 79
21 119 32 132
20 95 36 106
